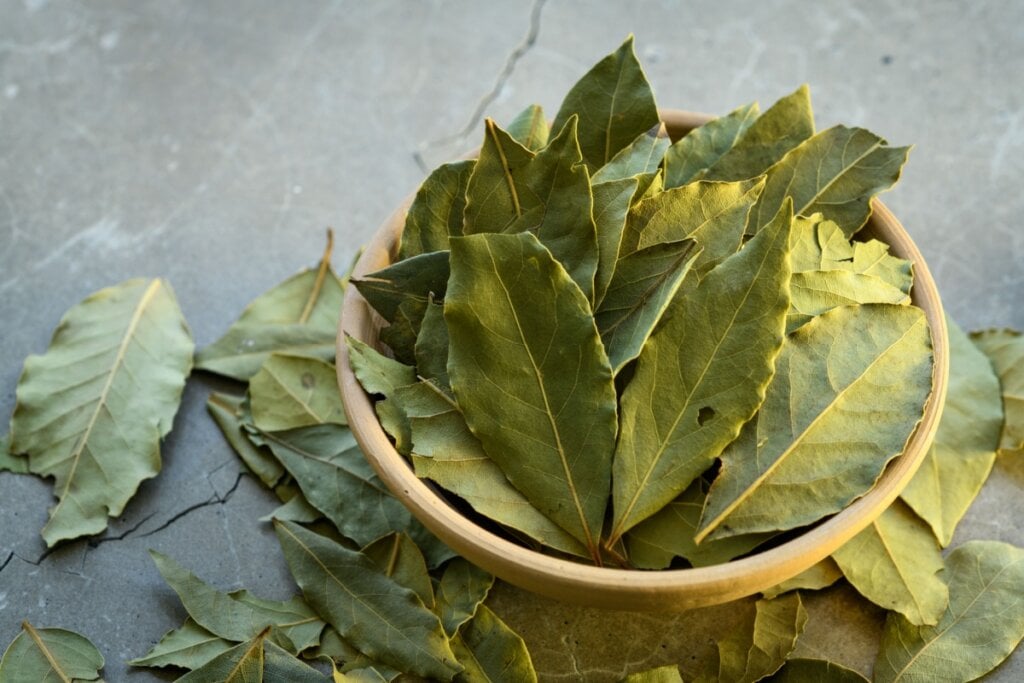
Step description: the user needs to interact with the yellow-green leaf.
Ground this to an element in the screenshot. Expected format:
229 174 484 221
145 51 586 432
790 215 913 293
788 269 910 332
663 102 759 189
250 354 346 431
505 104 548 152
971 328 1024 453
175 630 327 682
450 606 537 683
435 558 494 638
129 618 233 671
9 278 194 546
621 665 683 683
363 532 435 609
0 622 104 683
591 123 669 185
592 177 639 306
761 558 842 599
398 160 475 260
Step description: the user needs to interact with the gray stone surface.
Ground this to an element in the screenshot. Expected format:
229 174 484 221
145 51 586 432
0 0 1021 680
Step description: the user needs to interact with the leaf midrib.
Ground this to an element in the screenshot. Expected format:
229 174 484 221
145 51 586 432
22 622 72 683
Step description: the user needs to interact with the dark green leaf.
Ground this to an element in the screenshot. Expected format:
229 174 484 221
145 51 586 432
450 606 537 683
506 104 548 152
592 177 639 306
398 160 475 260
435 558 494 637
379 298 427 365
207 392 285 489
414 302 451 391
766 659 868 682
175 630 328 682
591 123 669 185
363 532 435 608
663 102 759 188
351 250 450 323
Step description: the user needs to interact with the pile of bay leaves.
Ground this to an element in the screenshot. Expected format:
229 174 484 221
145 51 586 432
2 36 1024 683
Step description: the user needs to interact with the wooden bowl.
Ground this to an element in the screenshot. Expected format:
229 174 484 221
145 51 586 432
337 110 949 611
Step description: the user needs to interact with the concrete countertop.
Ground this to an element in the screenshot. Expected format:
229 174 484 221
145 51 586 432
1 1 1022 679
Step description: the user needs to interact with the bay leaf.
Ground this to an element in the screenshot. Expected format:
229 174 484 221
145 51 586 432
261 488 323 524
207 392 285 490
257 424 413 547
831 500 948 626
591 123 669 185
698 304 933 541
404 382 588 556
363 532 435 608
551 35 659 172
595 238 699 374
9 278 193 546
609 200 793 541
625 479 774 570
971 328 1024 453
761 558 842 599
379 297 427 365
693 593 807 683
621 665 683 683
435 557 495 637
129 618 233 670
345 335 416 396
351 250 449 323
398 160 475 260
250 354 346 431
592 177 639 307
310 627 399 681
701 85 814 182
464 117 599 301
747 125 911 236
195 231 347 380
445 232 618 557
874 540 1024 683
175 630 328 682
450 605 537 683
0 434 28 475
621 178 765 277
765 658 869 682
275 520 462 681
0 622 104 683
663 102 759 189
506 104 549 152
150 550 326 652
788 269 910 332
901 318 1003 546
632 170 663 205
413 302 450 391
790 215 913 293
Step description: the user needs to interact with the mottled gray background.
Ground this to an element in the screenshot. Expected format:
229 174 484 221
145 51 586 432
1 1 1022 680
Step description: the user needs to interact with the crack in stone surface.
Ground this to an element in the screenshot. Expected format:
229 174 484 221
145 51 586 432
0 551 12 574
137 471 245 540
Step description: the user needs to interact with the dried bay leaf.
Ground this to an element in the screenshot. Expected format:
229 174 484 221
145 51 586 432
435 557 494 637
971 328 1024 453
414 302 450 391
450 605 537 683
701 85 814 182
506 104 549 152
351 250 450 323
398 160 475 260
0 434 28 475
250 354 346 431
831 500 947 626
176 630 328 682
788 269 910 332
552 35 659 172
196 231 346 380
621 665 683 683
379 297 426 365
594 238 699 374
129 618 233 670
592 177 639 306
445 232 618 556
766 659 868 682
150 551 326 652
363 532 435 608
345 336 416 396
207 392 285 489
663 102 759 188
0 622 104 683
311 628 399 682
591 123 669 185
609 200 793 541
748 125 911 236
693 593 807 683
901 318 1003 546
874 541 1024 682
275 520 462 681
699 304 933 541
761 558 842 599
10 278 193 546
262 488 322 524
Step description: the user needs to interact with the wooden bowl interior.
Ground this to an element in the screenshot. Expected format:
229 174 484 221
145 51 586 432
337 110 949 611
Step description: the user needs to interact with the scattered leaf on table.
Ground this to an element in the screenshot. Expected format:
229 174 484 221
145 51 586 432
0 434 28 475
449 605 537 683
594 238 699 374
364 532 435 608
901 317 1003 546
310 627 399 682
761 558 842 599
610 200 792 541
9 278 194 546
971 328 1024 453
701 85 814 182
874 540 1024 683
398 160 475 260
258 424 413 547
129 618 233 670
414 302 450 391
445 232 618 557
176 629 328 682
591 123 669 185
195 231 346 380
351 250 450 323
699 304 933 541
435 557 495 637
747 125 910 236
250 354 345 431
788 269 910 332
831 500 948 626
150 550 325 652
663 102 759 188
693 593 807 683
207 392 285 489
551 35 659 172
765 658 869 682
790 215 913 293
592 177 640 306
463 117 599 301
505 104 549 151
0 621 104 683
275 520 462 681
621 665 683 683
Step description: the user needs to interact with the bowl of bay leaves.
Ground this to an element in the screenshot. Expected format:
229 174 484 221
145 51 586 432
338 38 949 611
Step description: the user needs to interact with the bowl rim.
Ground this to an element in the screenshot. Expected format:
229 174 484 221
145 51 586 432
337 109 949 611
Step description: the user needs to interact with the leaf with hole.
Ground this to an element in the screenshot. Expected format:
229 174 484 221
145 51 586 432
250 354 346 431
